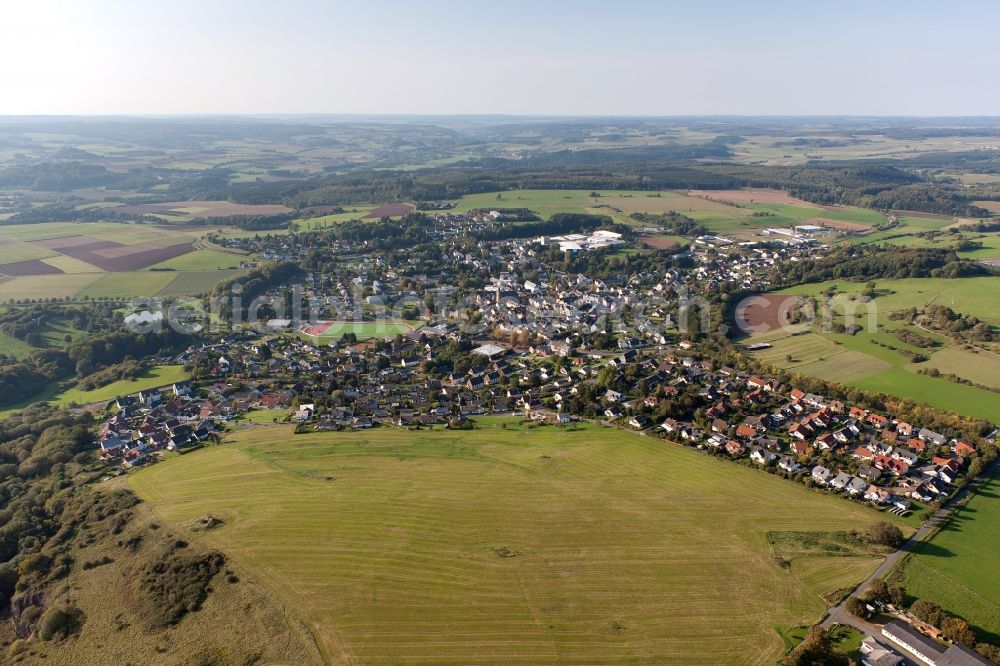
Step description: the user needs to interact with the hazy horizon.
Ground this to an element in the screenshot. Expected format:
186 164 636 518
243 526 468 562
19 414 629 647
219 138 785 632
2 0 999 116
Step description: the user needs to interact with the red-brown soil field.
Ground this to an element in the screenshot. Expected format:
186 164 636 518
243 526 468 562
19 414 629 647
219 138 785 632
639 235 682 250
40 238 194 271
734 294 803 333
364 203 415 218
0 259 64 276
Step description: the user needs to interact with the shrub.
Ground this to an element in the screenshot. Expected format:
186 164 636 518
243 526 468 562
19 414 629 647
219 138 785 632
911 598 945 627
37 605 85 641
867 521 905 548
845 596 868 618
131 550 225 628
941 616 977 647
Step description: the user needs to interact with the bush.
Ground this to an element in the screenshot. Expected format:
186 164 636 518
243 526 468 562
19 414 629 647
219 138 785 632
845 596 868 618
779 626 850 666
867 521 905 549
8 639 28 657
36 605 85 641
911 598 945 627
941 616 977 647
976 643 1000 663
131 550 225 628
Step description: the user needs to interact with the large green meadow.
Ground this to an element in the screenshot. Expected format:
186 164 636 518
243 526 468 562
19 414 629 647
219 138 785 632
131 420 900 665
747 277 1000 421
899 466 1000 641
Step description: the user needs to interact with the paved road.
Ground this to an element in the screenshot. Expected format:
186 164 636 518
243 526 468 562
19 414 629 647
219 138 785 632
822 459 997 634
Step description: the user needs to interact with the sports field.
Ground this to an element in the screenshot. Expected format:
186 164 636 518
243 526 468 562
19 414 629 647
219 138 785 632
745 277 1000 421
130 420 900 665
899 466 1000 641
300 320 417 341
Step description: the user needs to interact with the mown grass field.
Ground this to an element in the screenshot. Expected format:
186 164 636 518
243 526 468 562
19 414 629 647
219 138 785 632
898 466 1000 641
301 320 419 342
0 330 35 357
742 203 883 230
746 277 1000 421
57 364 189 406
146 248 243 271
130 420 901 665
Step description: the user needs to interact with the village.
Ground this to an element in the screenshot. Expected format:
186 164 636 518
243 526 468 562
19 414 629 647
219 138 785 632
105 212 998 509
94 210 998 666
97 323 994 518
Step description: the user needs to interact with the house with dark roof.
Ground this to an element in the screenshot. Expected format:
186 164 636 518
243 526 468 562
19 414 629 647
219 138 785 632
881 620 943 665
936 644 995 666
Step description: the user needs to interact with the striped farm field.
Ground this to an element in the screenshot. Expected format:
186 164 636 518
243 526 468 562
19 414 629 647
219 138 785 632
0 221 249 299
130 421 899 665
154 269 246 297
77 271 179 299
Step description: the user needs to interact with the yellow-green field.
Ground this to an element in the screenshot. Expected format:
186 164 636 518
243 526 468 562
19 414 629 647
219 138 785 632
131 421 900 665
145 248 243 271
746 278 1000 420
444 189 880 236
0 273 103 300
0 222 247 299
0 364 189 420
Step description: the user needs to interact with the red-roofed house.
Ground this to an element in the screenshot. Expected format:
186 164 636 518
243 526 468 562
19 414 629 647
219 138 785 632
955 441 976 456
853 446 875 461
867 413 888 428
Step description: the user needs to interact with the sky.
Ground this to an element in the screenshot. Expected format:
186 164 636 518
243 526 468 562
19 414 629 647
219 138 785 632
1 0 998 116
